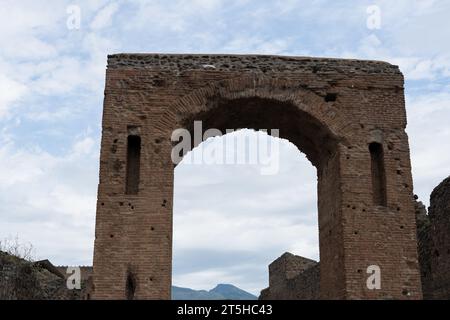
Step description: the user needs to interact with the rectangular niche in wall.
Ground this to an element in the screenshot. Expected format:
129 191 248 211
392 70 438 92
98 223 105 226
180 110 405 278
126 134 141 195
369 142 387 207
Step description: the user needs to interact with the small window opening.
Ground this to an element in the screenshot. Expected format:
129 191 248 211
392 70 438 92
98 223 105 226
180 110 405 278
126 135 141 194
369 142 387 206
126 272 137 300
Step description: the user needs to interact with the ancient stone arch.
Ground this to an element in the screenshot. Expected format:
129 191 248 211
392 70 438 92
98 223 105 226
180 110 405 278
92 54 422 299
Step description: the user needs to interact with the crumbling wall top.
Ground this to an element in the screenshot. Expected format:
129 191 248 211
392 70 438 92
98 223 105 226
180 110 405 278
429 176 450 218
106 53 401 76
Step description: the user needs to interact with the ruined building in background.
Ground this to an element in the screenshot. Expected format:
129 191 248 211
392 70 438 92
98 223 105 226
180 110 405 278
259 253 319 300
93 53 423 299
417 176 450 299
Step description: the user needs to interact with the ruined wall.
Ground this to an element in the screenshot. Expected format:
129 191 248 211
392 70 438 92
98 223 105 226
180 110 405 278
0 251 84 300
268 252 316 288
259 253 319 300
411 177 450 299
93 53 422 299
427 177 450 299
415 198 433 299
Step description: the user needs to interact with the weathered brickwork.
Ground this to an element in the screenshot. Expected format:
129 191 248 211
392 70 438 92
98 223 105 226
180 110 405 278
415 198 433 299
428 177 450 299
417 177 450 299
92 54 422 299
259 253 320 300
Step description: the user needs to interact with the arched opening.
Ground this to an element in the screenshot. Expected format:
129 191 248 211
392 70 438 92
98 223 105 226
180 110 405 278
172 130 319 298
170 97 341 299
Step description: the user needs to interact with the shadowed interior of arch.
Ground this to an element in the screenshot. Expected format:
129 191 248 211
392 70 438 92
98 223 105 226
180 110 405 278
179 97 339 169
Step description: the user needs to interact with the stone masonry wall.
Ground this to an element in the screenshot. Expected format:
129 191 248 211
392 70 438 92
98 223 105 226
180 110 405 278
414 177 450 299
415 198 433 299
426 177 450 299
259 253 319 300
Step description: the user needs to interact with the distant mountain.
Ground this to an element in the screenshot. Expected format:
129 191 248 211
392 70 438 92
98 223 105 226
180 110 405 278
210 284 258 300
172 284 257 300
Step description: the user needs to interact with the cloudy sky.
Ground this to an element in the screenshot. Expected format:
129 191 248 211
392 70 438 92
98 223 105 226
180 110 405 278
0 0 449 296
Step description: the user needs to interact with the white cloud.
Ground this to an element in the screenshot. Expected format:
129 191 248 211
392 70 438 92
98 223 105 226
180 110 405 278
30 57 85 95
0 0 63 60
24 107 74 122
407 60 435 80
0 74 27 118
406 90 450 206
0 134 99 265
72 136 95 156
0 0 118 123
224 36 292 54
90 2 120 30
